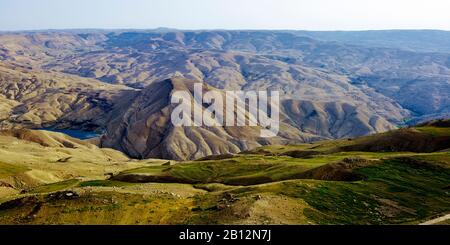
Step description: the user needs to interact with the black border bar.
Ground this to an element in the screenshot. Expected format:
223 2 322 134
1 225 449 244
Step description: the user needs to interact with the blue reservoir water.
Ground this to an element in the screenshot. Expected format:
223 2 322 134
37 128 101 140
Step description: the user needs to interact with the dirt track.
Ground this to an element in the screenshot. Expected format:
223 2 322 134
419 213 450 225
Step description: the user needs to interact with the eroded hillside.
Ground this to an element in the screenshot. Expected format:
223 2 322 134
0 30 449 160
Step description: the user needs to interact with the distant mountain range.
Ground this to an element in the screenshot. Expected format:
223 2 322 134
291 30 450 53
0 29 449 160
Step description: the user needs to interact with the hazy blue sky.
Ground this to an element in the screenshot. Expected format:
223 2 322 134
1 0 450 31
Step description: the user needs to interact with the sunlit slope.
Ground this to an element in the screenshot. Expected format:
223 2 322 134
0 122 449 224
111 122 450 185
0 129 157 196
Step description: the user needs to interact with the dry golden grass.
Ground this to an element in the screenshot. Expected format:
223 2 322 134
0 129 160 190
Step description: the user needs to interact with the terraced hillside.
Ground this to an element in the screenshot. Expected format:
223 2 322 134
0 121 448 224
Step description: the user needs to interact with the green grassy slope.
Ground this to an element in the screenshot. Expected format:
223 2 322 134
0 123 449 224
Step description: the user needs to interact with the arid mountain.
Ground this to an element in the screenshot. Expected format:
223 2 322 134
0 63 397 160
0 30 449 159
100 77 319 160
0 64 137 131
23 30 447 120
282 99 394 138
